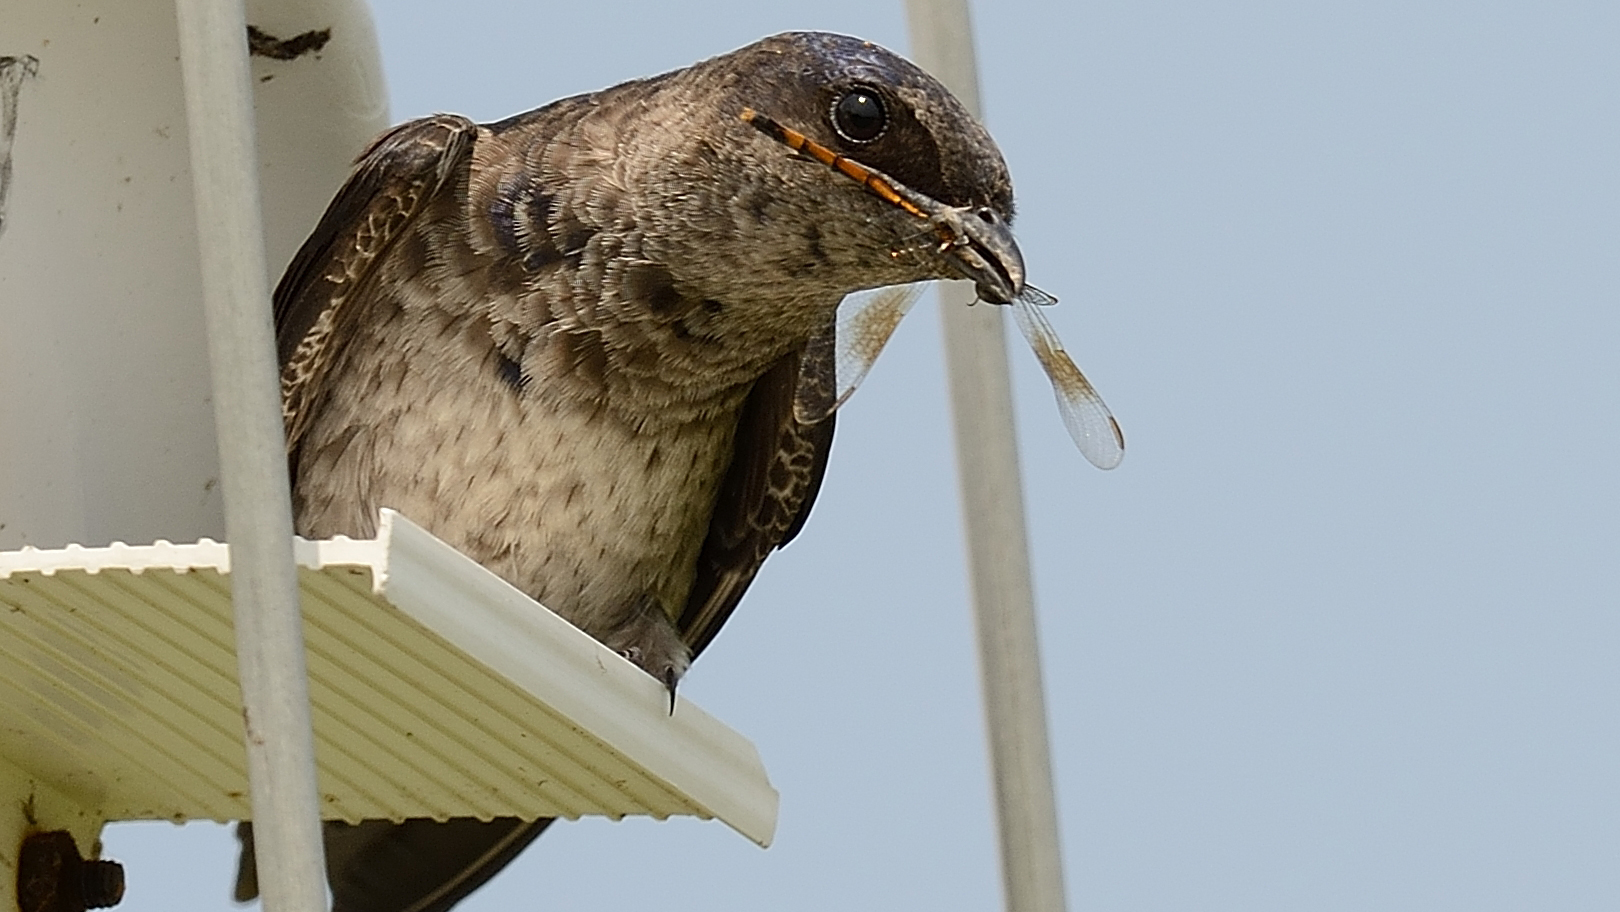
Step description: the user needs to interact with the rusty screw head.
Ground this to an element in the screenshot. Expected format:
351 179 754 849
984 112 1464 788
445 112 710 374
17 831 125 912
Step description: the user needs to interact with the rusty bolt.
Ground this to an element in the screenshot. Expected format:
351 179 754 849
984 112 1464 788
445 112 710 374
17 831 125 912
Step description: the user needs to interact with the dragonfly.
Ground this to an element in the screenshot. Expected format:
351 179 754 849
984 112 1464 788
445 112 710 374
742 107 1126 470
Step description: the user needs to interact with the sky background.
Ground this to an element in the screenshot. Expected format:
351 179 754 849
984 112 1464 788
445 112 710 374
106 0 1619 909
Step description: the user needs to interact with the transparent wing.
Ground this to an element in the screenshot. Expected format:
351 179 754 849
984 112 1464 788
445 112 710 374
1008 287 1126 470
794 281 929 424
1016 284 1059 307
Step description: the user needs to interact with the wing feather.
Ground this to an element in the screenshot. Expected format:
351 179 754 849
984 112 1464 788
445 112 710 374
276 114 480 464
679 351 836 657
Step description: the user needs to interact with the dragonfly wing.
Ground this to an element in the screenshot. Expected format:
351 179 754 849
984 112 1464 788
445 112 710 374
1009 291 1126 470
1015 283 1059 307
793 281 929 423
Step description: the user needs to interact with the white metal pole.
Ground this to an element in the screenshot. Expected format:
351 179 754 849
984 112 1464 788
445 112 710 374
903 3 1071 911
171 3 329 911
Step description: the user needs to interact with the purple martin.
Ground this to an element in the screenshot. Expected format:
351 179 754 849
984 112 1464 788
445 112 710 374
237 31 1025 912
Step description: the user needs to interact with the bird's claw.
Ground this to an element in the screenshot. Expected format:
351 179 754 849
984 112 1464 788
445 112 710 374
616 647 679 715
663 667 679 716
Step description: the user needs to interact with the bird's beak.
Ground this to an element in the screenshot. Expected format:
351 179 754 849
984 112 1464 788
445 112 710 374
943 210 1025 305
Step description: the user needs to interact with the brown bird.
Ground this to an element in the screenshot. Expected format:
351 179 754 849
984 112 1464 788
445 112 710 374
237 30 1025 912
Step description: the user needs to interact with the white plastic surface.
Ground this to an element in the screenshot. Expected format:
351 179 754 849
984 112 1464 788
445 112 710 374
0 0 388 552
0 509 779 847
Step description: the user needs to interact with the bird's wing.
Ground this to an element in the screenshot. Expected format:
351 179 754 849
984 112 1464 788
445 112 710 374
276 114 479 466
678 350 837 657
241 116 499 912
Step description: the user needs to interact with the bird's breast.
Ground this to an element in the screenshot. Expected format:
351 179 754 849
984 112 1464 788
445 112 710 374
292 295 744 638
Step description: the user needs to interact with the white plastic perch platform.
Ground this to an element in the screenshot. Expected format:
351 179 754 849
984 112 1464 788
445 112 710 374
0 509 778 844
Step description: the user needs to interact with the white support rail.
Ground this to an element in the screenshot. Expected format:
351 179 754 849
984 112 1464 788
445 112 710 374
903 3 1072 911
171 3 329 911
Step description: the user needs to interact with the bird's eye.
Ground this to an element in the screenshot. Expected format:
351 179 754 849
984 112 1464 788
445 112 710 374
831 88 887 143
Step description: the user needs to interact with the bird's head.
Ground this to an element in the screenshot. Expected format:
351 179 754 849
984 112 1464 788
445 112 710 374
634 31 1025 313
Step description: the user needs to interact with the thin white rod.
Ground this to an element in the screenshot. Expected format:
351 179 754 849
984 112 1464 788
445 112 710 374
171 3 329 911
903 3 1070 911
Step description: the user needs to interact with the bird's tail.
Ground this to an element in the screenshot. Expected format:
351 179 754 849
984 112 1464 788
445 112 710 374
234 817 555 912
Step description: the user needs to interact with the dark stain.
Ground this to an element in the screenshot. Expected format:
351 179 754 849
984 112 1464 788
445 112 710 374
246 25 332 61
0 55 40 241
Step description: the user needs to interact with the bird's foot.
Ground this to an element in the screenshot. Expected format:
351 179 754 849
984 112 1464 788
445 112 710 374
616 646 684 715
605 599 690 716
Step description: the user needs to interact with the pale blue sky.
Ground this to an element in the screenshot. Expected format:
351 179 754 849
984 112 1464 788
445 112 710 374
108 1 1619 909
